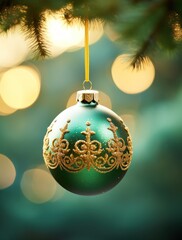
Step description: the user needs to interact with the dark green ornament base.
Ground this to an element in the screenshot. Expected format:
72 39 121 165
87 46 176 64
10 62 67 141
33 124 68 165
50 168 126 195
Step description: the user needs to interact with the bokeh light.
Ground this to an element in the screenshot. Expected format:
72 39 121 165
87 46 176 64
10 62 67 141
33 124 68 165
99 91 112 109
0 96 17 116
45 12 103 56
173 22 182 41
51 184 65 202
0 154 16 189
45 13 84 57
66 91 112 109
0 65 41 109
66 92 78 108
104 23 120 41
75 20 104 49
120 113 136 137
111 54 155 94
0 26 30 68
36 164 65 201
20 168 57 204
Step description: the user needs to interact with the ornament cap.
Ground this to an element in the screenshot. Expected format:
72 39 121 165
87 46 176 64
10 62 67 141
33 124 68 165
76 90 99 104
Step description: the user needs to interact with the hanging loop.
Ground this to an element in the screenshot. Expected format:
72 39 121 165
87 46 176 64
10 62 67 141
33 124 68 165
83 80 92 90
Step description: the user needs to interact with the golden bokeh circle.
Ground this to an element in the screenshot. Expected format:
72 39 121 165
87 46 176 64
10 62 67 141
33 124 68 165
0 65 41 109
111 54 155 94
0 154 16 189
20 168 57 204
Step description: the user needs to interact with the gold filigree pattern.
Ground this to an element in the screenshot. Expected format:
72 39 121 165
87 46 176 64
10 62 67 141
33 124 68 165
43 118 132 173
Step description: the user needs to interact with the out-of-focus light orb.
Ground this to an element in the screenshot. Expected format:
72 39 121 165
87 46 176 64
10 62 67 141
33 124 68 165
89 21 104 44
111 54 155 94
0 154 16 189
52 184 65 202
99 91 112 109
66 91 112 109
0 27 30 68
173 22 182 41
172 13 182 41
0 65 41 109
0 96 17 116
34 164 65 201
21 168 57 204
66 92 77 108
0 72 17 115
76 21 104 48
120 114 136 136
45 13 84 57
104 23 120 41
45 12 103 56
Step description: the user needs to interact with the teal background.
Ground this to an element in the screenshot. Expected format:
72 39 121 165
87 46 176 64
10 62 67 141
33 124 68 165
0 34 182 239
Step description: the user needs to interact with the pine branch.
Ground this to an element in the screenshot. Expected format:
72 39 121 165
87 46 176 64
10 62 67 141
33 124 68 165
114 0 177 68
71 0 121 21
0 0 14 31
0 5 26 32
23 7 49 58
0 0 181 60
131 11 167 68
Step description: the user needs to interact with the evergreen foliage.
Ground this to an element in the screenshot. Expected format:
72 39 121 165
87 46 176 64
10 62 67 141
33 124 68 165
0 0 182 66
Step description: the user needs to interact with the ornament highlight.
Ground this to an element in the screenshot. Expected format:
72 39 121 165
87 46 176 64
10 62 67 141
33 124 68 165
43 90 132 195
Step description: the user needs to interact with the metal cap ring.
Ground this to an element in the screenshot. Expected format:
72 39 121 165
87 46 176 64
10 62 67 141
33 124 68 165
82 80 92 90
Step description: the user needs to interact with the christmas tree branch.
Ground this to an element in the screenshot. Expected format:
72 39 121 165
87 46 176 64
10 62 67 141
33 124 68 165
131 9 167 68
0 0 181 65
0 5 26 32
23 7 49 57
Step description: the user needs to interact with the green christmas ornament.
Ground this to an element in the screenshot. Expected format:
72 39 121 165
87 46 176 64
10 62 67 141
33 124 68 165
43 90 133 195
43 19 133 195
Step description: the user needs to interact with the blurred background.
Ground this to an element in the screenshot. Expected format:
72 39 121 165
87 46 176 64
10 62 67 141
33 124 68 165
0 14 182 240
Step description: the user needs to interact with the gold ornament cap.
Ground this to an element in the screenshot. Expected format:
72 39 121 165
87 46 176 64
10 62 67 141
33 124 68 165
76 90 99 104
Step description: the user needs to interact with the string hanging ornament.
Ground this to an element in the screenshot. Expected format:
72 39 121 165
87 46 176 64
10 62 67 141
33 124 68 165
43 19 133 195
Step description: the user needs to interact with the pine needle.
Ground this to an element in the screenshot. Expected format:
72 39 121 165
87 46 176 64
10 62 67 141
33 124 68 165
23 8 49 58
130 55 150 69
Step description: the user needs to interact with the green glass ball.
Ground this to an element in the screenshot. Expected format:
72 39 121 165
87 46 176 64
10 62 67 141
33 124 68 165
43 90 132 195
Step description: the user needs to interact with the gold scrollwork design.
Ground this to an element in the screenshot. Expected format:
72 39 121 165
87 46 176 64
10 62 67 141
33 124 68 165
43 117 132 173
